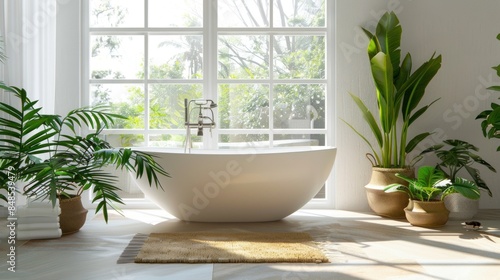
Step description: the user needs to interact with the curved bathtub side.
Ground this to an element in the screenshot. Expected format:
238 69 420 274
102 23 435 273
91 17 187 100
133 147 336 222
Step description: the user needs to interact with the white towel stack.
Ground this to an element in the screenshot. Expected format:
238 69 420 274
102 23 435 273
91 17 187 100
14 200 62 240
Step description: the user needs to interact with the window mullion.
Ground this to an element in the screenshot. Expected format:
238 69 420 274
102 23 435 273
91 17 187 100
144 34 150 146
269 33 274 148
144 0 150 146
206 0 218 149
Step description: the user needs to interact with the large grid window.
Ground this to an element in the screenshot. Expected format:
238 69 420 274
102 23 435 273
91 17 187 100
84 0 332 200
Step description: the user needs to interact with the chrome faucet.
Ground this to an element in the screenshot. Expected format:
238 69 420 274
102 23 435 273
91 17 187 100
184 98 217 152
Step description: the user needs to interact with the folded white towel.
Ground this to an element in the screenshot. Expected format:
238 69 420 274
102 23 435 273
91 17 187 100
17 216 60 224
16 206 61 217
17 228 62 240
17 223 60 231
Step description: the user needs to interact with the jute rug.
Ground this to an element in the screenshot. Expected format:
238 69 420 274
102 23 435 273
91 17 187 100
119 232 329 264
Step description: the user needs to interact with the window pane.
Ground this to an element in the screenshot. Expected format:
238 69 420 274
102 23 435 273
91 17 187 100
218 35 269 79
149 134 193 148
149 0 202 27
90 35 144 80
219 84 270 129
104 134 145 148
149 36 203 79
218 0 270 27
273 84 325 129
149 84 202 129
274 134 325 146
273 0 325 27
90 0 144 27
98 166 145 198
273 35 325 79
219 134 270 148
90 84 145 129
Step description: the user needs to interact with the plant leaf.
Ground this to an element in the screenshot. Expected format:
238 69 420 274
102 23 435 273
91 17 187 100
348 93 383 148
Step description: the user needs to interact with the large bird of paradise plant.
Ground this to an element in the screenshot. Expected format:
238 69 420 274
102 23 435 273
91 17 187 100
343 12 442 168
0 84 169 222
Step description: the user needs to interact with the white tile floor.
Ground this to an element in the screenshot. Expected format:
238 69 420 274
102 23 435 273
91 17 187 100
1 209 499 280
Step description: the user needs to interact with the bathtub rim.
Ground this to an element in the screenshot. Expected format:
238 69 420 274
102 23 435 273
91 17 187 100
132 145 336 155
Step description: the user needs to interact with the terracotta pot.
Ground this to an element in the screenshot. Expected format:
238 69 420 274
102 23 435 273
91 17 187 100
405 200 450 227
59 195 88 235
444 193 479 220
365 167 413 219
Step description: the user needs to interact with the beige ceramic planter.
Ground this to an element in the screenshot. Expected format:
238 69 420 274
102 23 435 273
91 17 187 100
365 167 413 219
59 195 88 235
405 200 450 227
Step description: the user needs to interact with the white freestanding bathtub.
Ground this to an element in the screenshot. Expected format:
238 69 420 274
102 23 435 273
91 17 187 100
132 146 336 222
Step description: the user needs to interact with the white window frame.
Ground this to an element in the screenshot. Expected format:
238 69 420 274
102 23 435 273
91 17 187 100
81 0 336 209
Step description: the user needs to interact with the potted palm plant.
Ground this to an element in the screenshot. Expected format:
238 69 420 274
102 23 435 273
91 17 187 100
385 166 480 227
418 139 495 219
343 11 442 218
0 84 169 234
476 33 500 151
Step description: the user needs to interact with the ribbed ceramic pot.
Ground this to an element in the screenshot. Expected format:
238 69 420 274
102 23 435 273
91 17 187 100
405 200 450 227
444 193 479 220
59 195 88 235
365 167 413 219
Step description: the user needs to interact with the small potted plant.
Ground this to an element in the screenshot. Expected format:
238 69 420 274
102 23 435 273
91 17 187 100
343 11 442 218
417 139 496 220
385 166 480 227
0 85 169 234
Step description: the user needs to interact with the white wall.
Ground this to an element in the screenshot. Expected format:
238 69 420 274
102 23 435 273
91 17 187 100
335 0 500 210
53 0 500 210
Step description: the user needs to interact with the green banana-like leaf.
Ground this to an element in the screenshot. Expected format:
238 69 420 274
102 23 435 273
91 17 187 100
341 119 382 166
370 52 395 133
487 85 500 91
400 54 442 120
374 11 402 77
405 132 432 154
408 98 440 126
363 28 381 61
492 64 500 77
395 53 412 91
348 93 383 148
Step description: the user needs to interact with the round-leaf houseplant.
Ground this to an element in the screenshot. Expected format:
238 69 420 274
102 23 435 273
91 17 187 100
419 139 495 196
0 84 169 232
419 139 495 219
342 11 442 218
385 166 480 227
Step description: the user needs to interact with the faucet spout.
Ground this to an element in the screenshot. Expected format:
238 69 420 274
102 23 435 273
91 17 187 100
184 98 217 152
